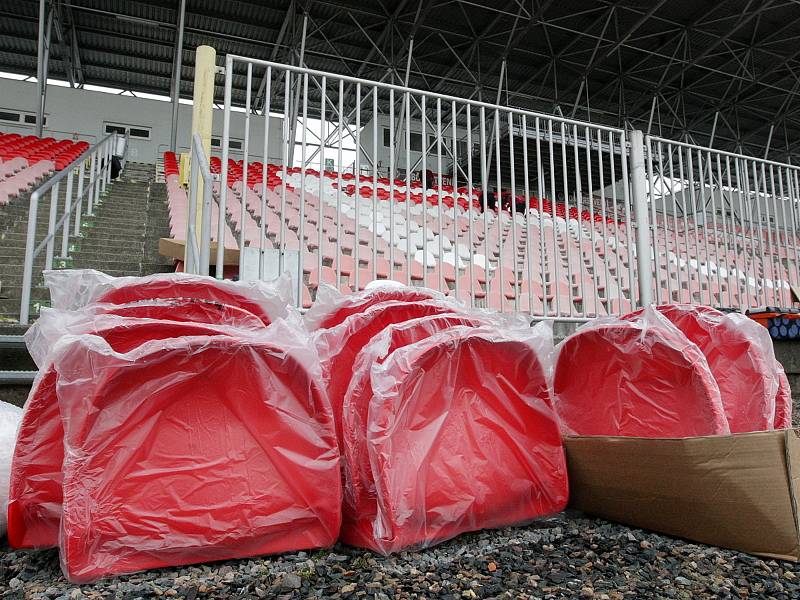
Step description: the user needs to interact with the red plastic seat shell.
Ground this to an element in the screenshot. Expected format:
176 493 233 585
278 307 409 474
56 336 340 583
7 315 253 550
341 314 488 539
318 300 460 442
343 328 568 553
626 304 777 432
553 321 729 437
307 286 440 331
95 279 275 326
775 360 793 429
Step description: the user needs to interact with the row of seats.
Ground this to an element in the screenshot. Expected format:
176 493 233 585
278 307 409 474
0 133 88 171
0 160 54 206
167 153 798 312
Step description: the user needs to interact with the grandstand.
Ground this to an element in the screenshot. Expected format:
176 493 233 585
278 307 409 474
0 1 798 325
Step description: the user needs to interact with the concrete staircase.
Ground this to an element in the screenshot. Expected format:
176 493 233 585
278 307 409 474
0 162 173 324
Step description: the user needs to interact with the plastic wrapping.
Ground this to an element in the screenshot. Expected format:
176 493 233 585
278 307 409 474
25 299 266 369
315 299 462 441
305 283 447 331
625 304 778 432
340 313 502 542
343 324 566 553
1 400 23 538
43 269 294 326
553 308 729 437
774 360 793 429
51 320 339 583
8 316 254 550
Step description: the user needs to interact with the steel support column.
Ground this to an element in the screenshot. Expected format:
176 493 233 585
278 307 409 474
169 0 187 152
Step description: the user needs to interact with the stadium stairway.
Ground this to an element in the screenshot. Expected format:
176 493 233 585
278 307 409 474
69 162 173 278
0 162 173 325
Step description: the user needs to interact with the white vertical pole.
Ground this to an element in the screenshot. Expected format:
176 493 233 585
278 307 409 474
630 129 653 306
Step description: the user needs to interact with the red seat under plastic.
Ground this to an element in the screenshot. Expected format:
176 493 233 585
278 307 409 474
341 314 489 543
344 327 568 553
55 334 339 583
306 285 440 331
775 360 793 429
318 300 460 442
8 318 246 550
553 317 729 437
95 278 276 326
626 304 776 432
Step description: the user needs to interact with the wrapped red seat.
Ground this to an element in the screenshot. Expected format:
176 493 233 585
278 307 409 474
624 305 778 432
44 269 292 326
305 283 443 331
344 326 567 553
341 313 494 544
8 314 256 550
316 299 461 441
774 360 793 429
553 310 729 437
53 325 339 582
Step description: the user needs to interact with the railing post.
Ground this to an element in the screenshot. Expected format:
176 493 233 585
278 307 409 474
630 129 654 307
19 191 40 325
60 168 74 258
88 151 98 215
45 181 59 270
73 160 85 236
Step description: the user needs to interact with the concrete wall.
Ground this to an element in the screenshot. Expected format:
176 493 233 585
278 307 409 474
0 78 285 164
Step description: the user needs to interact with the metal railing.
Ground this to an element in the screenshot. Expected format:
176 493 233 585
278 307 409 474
19 131 123 324
644 136 800 310
185 133 213 276
217 55 648 319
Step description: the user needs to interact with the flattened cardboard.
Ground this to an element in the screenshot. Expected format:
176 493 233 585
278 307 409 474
564 429 800 561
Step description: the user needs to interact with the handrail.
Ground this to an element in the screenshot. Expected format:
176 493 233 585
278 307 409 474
186 133 215 276
19 131 124 324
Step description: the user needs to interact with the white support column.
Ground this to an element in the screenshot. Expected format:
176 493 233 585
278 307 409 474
630 129 654 307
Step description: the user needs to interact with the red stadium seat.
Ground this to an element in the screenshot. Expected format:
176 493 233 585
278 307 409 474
305 285 443 331
342 327 568 553
55 333 339 583
8 317 253 550
774 360 793 429
553 313 729 437
625 304 778 432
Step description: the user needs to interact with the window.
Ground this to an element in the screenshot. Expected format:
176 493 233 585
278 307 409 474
410 132 422 152
104 122 151 140
211 136 242 150
383 127 391 147
0 108 46 127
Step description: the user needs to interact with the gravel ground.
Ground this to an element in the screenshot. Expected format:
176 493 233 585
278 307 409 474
2 512 800 599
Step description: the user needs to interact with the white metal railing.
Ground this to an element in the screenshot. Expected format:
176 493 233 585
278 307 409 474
216 55 649 319
19 132 123 324
185 133 213 275
645 136 800 310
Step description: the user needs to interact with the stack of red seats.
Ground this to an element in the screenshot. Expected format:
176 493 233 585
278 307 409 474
553 304 790 436
0 133 88 170
312 285 568 554
8 271 340 583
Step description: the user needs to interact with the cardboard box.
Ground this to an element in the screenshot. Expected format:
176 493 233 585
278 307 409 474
564 429 800 561
158 238 240 266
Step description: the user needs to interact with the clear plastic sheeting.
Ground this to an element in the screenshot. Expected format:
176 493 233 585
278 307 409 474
315 299 462 441
626 305 778 432
305 283 447 331
8 316 257 550
1 401 23 538
51 321 340 583
343 324 566 554
341 313 503 544
553 308 730 437
25 299 266 369
774 360 793 430
43 269 294 326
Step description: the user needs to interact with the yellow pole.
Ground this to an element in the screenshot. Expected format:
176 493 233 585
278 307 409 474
187 45 216 264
